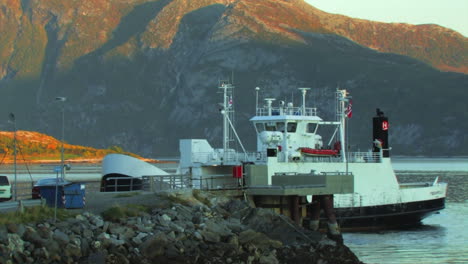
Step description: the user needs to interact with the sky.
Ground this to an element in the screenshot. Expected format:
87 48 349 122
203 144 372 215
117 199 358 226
305 0 468 37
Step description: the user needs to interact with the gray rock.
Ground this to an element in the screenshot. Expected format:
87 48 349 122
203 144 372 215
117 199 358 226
108 224 126 235
318 238 337 248
107 252 130 264
64 243 82 258
102 221 110 232
53 229 70 244
193 231 203 241
119 228 136 241
22 227 47 248
69 235 81 247
161 214 171 222
200 230 220 243
0 225 8 244
75 214 87 221
70 224 83 235
239 229 282 250
131 236 143 245
139 233 167 259
259 253 279 264
81 238 90 256
97 232 110 241
174 205 194 221
135 224 152 233
6 223 26 237
44 240 61 258
83 229 94 239
134 232 148 241
157 216 171 227
7 234 24 254
87 252 106 264
109 237 125 246
204 219 233 237
90 216 104 228
167 231 176 240
192 212 203 224
91 240 102 250
227 235 239 247
170 222 185 234
36 225 51 240
225 218 245 233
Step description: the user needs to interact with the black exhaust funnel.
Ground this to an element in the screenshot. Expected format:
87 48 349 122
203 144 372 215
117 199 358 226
373 108 390 157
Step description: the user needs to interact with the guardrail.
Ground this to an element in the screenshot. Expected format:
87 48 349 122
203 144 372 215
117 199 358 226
142 174 242 192
0 199 43 212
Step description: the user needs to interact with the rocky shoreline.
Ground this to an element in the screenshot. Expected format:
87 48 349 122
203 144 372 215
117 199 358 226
0 190 363 264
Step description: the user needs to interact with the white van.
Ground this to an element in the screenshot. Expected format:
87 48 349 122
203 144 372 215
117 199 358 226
0 176 12 201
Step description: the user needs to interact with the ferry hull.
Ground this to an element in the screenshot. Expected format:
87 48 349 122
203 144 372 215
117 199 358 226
334 197 445 231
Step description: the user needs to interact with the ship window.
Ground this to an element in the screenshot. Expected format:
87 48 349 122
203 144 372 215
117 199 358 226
287 122 297 133
265 122 276 131
307 123 318 133
276 122 285 133
255 123 265 132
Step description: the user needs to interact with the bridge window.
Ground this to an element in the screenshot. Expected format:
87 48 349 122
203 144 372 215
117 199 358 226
287 122 297 133
307 123 318 133
265 122 276 131
255 123 265 132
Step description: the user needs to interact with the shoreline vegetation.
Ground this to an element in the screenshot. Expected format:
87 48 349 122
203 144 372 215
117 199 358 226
0 130 162 165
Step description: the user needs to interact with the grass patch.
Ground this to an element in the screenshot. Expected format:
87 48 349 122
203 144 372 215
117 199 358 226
0 205 74 225
101 204 150 222
114 192 141 198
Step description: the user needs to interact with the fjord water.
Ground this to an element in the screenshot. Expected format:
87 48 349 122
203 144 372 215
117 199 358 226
344 158 468 264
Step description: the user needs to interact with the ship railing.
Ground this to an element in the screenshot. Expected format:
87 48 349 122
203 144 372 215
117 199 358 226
142 174 189 191
256 107 317 116
143 174 242 191
347 152 382 163
278 151 382 163
190 151 266 164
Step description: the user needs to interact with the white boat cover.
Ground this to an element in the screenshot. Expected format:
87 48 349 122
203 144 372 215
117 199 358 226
102 154 168 178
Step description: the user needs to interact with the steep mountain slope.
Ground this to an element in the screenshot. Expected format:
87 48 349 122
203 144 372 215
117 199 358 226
0 0 466 156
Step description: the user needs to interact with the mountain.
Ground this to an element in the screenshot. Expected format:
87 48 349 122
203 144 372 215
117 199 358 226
0 130 142 163
0 0 467 157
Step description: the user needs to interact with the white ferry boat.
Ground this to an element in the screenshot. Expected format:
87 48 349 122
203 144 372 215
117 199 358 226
178 82 447 230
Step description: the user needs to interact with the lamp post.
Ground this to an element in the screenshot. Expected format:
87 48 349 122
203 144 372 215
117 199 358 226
8 113 17 201
54 96 66 222
55 97 66 179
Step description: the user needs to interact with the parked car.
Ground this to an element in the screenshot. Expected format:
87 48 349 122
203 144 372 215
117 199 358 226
32 178 71 199
0 175 12 201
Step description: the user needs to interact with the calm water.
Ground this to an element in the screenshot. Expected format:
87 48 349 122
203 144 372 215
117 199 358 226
344 203 468 264
346 158 468 264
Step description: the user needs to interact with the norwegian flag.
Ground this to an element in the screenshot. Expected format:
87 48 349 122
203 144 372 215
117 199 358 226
228 96 233 107
345 100 352 118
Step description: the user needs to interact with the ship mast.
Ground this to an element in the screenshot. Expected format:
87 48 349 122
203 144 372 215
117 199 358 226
219 81 246 161
298 88 311 115
336 89 351 162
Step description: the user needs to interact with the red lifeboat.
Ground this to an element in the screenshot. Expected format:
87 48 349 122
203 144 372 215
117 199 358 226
299 148 339 157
